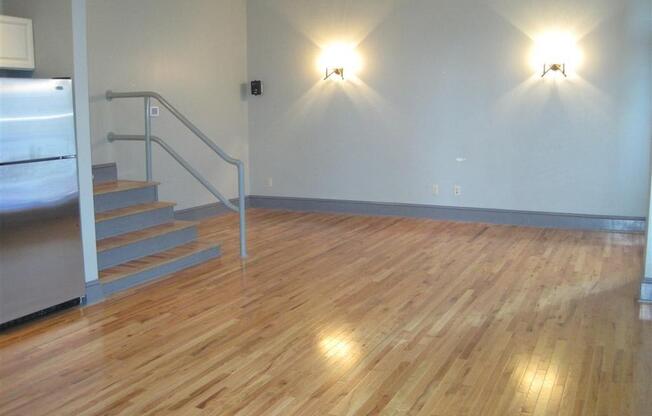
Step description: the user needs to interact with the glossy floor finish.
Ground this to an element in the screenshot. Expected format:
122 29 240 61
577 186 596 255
1 209 651 415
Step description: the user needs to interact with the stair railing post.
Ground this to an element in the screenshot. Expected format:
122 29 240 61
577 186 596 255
144 97 153 181
238 162 247 258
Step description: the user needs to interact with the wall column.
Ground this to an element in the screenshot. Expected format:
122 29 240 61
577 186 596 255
72 0 100 289
642 167 652 301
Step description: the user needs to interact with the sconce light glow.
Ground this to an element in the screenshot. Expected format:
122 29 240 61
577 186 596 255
320 336 352 359
531 31 582 79
319 43 362 81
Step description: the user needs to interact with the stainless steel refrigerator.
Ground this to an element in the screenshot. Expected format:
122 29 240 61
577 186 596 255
0 78 85 325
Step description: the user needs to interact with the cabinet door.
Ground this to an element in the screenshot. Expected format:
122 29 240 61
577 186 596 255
0 15 35 70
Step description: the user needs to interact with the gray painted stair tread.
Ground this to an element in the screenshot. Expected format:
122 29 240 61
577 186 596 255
94 180 159 195
95 201 176 223
99 241 220 283
97 220 198 253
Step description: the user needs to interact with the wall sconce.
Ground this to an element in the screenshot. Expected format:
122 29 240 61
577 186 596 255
531 31 580 79
542 63 567 78
324 67 345 80
319 43 361 81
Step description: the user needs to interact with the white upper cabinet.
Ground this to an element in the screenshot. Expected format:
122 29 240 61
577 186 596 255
0 15 35 70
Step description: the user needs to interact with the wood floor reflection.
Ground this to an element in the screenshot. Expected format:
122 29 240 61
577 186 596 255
1 209 651 415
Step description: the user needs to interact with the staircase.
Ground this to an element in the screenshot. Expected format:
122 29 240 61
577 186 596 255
92 163 220 297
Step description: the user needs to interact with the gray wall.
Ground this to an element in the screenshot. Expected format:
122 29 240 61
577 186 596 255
1 0 74 78
87 0 249 210
247 0 652 217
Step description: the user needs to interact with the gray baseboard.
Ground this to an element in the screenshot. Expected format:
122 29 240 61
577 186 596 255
174 198 246 221
248 195 645 233
84 280 105 305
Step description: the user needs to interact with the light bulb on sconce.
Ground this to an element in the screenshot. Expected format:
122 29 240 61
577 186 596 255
319 43 361 81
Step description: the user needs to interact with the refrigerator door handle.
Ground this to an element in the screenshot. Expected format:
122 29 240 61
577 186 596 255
0 155 77 167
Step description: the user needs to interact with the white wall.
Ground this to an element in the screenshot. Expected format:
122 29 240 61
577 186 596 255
247 0 652 217
87 0 249 210
1 0 74 78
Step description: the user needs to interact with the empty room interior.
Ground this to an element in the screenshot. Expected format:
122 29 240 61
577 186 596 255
1 0 652 415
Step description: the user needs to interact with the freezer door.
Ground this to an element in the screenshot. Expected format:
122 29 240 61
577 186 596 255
0 158 85 324
0 78 76 164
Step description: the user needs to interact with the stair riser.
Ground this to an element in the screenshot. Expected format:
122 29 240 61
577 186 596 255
92 163 118 184
95 187 158 213
101 247 220 297
98 227 198 271
96 207 175 240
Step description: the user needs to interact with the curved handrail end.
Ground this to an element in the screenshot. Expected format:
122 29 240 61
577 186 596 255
106 90 163 101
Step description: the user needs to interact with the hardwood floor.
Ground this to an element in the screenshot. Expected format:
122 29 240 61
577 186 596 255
1 209 651 415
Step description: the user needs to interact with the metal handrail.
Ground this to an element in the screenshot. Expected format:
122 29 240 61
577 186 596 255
105 91 247 258
108 134 238 211
106 91 241 165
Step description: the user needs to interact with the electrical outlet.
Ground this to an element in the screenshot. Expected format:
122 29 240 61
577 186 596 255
267 177 273 188
454 185 462 196
432 184 439 196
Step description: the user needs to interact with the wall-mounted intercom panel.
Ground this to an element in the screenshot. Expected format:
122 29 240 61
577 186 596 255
251 80 263 96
